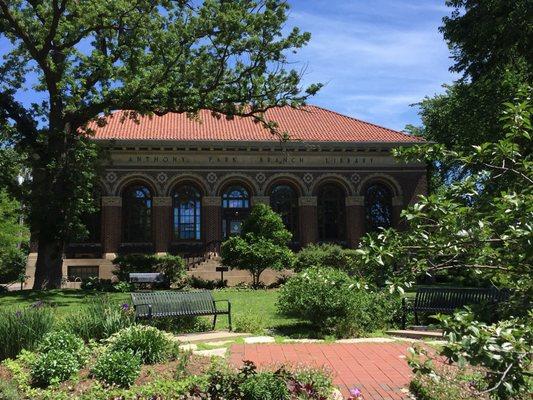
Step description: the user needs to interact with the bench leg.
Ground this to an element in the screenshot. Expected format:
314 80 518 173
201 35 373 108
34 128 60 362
228 312 232 332
414 312 419 326
212 314 217 331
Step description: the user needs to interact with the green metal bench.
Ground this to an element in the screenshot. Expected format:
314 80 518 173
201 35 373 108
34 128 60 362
402 286 509 329
131 290 232 331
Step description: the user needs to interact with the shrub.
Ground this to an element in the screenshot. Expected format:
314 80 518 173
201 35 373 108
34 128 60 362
60 294 134 342
233 314 264 334
91 350 141 388
106 325 180 364
37 331 87 367
113 254 186 287
80 277 114 291
0 306 55 360
294 243 357 272
240 372 289 400
0 380 20 400
221 204 295 288
187 275 227 290
143 315 212 334
277 266 401 337
30 349 79 387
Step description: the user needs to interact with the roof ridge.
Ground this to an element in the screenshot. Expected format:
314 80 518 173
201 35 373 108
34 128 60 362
305 104 421 141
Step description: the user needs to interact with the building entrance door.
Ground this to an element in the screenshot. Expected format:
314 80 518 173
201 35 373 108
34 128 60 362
222 209 249 239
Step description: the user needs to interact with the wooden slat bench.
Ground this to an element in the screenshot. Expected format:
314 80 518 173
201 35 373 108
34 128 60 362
130 290 232 331
402 287 510 329
129 272 169 289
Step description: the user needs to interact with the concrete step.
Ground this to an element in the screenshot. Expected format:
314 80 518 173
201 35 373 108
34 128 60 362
174 331 250 344
386 329 443 340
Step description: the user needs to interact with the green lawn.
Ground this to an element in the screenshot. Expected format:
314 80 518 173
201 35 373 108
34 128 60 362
0 288 309 336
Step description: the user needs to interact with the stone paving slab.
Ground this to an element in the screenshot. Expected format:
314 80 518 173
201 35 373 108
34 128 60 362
243 336 275 344
174 331 249 344
230 342 413 400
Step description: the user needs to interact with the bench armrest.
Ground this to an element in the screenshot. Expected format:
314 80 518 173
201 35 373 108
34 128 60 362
213 299 231 312
133 302 153 318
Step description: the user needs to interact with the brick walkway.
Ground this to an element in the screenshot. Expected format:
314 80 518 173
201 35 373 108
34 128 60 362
230 342 413 400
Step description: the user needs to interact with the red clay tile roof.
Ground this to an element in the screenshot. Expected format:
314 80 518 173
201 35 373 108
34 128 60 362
89 105 421 143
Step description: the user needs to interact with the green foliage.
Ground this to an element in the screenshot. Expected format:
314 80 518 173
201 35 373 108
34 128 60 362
91 350 141 388
0 379 21 400
37 331 87 368
142 315 212 335
113 254 186 287
240 372 289 400
60 294 134 342
106 325 180 364
437 311 532 399
0 306 55 360
359 93 532 303
0 0 320 289
233 314 265 334
187 275 227 290
0 190 28 284
221 204 295 287
294 243 355 272
277 266 401 337
30 349 79 387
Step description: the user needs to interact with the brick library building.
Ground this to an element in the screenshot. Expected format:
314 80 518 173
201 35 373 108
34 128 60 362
26 105 427 287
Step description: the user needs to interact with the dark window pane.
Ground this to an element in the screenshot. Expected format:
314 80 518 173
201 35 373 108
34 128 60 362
173 185 201 240
365 183 393 232
122 185 152 242
76 188 101 243
317 184 346 241
67 266 99 281
270 184 298 239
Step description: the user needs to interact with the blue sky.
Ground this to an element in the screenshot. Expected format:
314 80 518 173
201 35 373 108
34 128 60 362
286 0 457 130
1 1 456 132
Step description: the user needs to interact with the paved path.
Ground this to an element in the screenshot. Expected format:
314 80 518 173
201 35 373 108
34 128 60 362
230 342 413 400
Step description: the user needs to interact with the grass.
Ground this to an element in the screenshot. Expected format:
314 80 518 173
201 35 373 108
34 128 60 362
0 288 310 336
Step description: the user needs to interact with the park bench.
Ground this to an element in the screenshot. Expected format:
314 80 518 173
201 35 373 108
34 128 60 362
130 290 232 331
129 272 169 289
402 286 509 329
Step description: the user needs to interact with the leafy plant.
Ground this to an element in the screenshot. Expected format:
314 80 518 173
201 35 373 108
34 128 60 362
221 204 295 288
0 379 21 400
240 372 289 400
294 243 357 272
437 311 532 399
30 349 79 387
233 314 265 334
60 294 133 342
278 266 401 337
113 254 186 287
37 331 87 368
106 325 180 364
0 306 55 360
91 350 141 388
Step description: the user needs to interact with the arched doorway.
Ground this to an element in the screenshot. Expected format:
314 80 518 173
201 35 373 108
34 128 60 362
270 184 299 241
122 183 153 243
221 185 250 239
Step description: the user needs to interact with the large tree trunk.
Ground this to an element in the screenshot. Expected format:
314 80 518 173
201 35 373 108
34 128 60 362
32 238 64 289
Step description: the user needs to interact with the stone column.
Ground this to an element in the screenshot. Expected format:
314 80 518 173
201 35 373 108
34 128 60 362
298 196 318 247
252 196 270 206
392 196 404 229
101 196 122 259
153 197 172 255
202 196 222 244
346 196 365 248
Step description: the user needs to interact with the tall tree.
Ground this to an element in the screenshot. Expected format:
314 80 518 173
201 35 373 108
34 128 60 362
416 0 532 183
0 0 320 289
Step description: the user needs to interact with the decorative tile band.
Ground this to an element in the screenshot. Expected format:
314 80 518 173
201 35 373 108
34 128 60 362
345 196 365 206
202 196 221 206
298 196 317 206
153 197 172 207
101 196 122 206
252 196 270 205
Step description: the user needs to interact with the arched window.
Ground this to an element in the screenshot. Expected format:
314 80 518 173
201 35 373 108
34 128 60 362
222 185 250 209
270 184 298 239
317 183 346 241
365 183 393 232
122 184 152 242
172 185 201 240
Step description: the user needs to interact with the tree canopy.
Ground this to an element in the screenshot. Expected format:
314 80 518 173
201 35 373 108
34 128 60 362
221 203 294 288
0 0 319 288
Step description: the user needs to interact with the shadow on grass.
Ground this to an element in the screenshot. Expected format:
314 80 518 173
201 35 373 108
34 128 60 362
271 322 320 339
0 289 110 311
